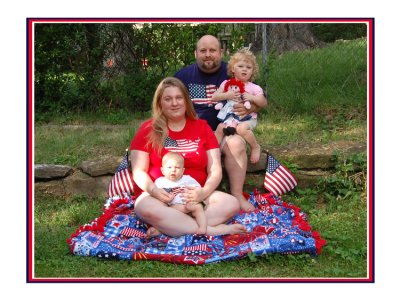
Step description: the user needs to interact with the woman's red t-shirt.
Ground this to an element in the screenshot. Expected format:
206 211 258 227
130 118 219 187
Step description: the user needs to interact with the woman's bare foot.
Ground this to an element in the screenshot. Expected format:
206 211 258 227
228 224 248 234
146 226 161 238
250 143 261 164
207 223 248 236
196 225 207 235
238 195 256 212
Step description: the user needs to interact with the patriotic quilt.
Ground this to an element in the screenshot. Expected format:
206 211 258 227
67 190 326 265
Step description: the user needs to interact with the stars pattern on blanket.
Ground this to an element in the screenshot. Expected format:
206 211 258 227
68 191 326 265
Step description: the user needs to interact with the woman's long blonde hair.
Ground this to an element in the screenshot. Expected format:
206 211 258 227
146 77 198 155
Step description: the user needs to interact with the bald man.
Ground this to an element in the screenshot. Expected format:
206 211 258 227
175 35 267 211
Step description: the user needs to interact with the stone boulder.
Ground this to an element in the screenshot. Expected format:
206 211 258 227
34 140 366 198
63 171 112 198
81 156 122 177
264 140 366 170
35 164 73 180
35 179 66 196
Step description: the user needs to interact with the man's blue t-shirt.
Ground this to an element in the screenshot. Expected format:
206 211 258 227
175 62 228 131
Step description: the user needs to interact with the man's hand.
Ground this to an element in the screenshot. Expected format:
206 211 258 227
233 101 258 117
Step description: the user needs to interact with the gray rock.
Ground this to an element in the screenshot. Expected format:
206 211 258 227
80 156 123 177
35 179 66 196
34 140 366 198
268 141 366 170
35 164 73 180
247 153 267 172
63 171 112 198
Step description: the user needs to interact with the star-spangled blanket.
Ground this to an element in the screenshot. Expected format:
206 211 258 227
67 190 326 265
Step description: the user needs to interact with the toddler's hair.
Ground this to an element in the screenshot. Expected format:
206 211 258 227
227 48 259 81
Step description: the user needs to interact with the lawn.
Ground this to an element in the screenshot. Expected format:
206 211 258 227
33 112 368 280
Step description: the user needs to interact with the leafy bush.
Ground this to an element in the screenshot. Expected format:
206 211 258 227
316 152 367 211
312 23 367 42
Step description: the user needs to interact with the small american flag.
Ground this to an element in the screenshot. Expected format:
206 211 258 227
164 137 200 153
164 186 186 195
108 151 135 197
188 84 217 106
183 244 211 255
120 227 147 238
264 153 298 196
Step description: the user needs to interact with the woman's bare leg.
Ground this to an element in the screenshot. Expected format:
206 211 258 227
135 191 246 237
204 190 240 225
134 193 199 237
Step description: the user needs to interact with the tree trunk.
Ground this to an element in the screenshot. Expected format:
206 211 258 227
254 23 324 55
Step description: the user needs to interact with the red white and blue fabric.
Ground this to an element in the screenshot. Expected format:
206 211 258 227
188 84 218 106
68 190 326 265
264 153 298 196
164 137 200 154
164 187 186 195
108 153 134 198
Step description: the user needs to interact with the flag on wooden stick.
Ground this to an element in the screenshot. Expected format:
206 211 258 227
264 153 298 196
108 150 135 197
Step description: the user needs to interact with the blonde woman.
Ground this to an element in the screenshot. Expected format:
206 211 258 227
130 77 247 237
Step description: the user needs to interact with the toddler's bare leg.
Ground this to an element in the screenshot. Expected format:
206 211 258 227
214 123 225 144
236 123 261 164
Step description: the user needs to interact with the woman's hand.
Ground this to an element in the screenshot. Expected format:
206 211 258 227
150 187 174 204
181 186 206 204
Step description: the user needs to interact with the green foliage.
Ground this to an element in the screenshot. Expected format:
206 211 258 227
34 23 238 116
34 23 367 119
312 23 367 42
316 152 367 211
35 24 111 113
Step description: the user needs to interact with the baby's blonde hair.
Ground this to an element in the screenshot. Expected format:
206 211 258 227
162 152 184 167
227 48 259 82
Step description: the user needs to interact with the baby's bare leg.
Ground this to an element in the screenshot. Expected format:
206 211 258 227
171 204 189 213
187 203 207 234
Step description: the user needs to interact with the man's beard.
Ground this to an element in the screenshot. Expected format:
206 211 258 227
199 59 220 73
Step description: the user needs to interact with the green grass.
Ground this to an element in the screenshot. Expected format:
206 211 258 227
34 185 367 278
266 38 367 114
34 153 368 279
35 112 366 167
